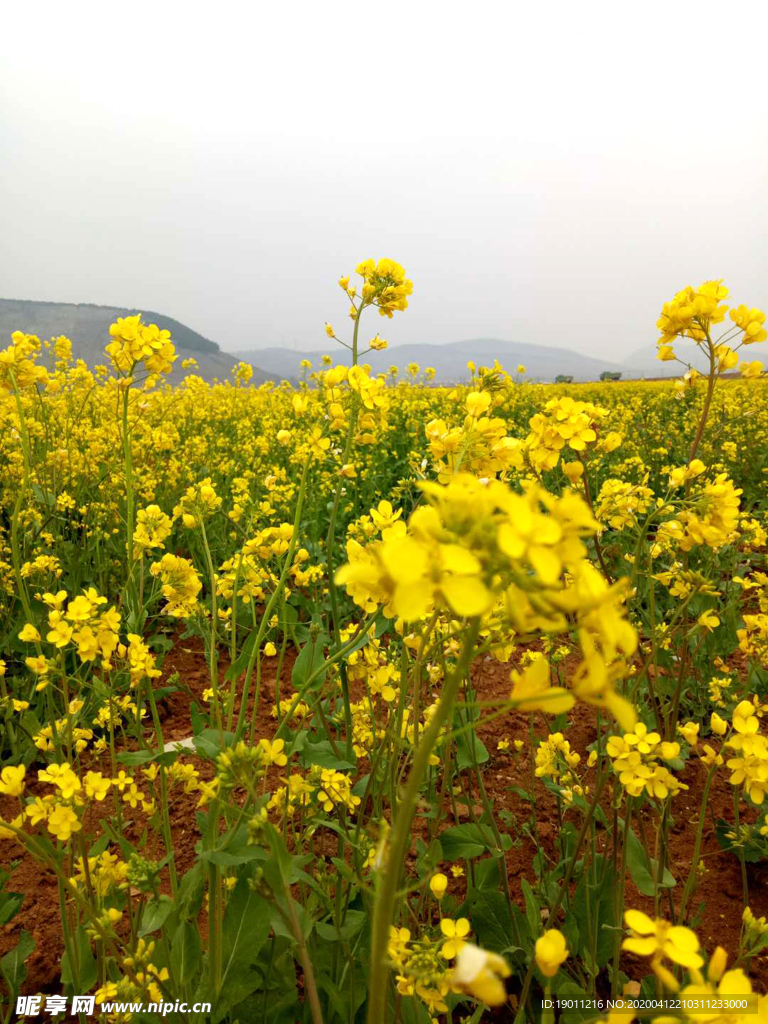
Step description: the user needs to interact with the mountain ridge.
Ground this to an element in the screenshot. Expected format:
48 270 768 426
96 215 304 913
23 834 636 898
0 298 278 384
1 299 679 384
229 336 643 383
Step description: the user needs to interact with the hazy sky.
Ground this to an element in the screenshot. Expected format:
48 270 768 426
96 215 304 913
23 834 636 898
2 1 766 361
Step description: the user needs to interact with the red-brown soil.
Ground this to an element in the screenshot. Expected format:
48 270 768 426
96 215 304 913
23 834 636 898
2 637 767 1010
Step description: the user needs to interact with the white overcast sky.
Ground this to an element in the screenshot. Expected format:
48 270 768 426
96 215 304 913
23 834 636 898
2 1 766 360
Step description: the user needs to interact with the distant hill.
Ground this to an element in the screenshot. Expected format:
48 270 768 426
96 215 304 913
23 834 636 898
0 299 277 384
3 300 694 386
624 342 710 379
231 337 642 383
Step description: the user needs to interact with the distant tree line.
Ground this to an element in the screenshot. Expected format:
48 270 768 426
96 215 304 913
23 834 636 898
553 371 622 384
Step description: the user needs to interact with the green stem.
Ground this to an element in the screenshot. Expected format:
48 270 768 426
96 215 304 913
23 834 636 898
733 789 749 908
235 456 312 741
8 371 37 627
207 862 223 999
687 333 717 464
199 517 224 735
145 678 179 894
121 381 140 628
580 457 612 584
325 305 368 756
611 798 633 995
514 770 609 1022
367 619 480 1024
678 765 716 922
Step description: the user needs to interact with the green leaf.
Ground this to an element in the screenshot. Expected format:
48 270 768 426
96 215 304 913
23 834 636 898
193 727 236 760
225 627 260 683
31 483 55 507
190 702 207 736
230 981 300 1024
330 857 360 888
221 880 271 988
61 926 97 994
282 602 299 629
268 901 313 942
352 773 370 797
439 823 507 860
715 818 768 863
175 862 206 918
566 856 616 969
624 823 675 896
552 977 593 1024
521 878 540 939
171 920 202 986
455 731 489 769
0 890 24 927
415 838 443 879
0 929 35 999
200 843 267 868
139 895 176 937
315 910 366 943
315 970 353 1021
298 738 355 771
508 785 534 802
117 748 181 767
400 996 433 1023
471 890 526 953
473 856 502 891
291 632 329 691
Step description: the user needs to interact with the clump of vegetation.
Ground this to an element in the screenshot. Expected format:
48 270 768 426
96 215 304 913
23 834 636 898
1 269 767 1022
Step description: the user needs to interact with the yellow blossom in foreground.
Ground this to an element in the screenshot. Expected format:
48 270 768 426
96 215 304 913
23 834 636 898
258 738 288 766
677 721 700 746
451 943 511 1006
535 929 569 977
355 258 413 317
740 360 764 379
106 314 176 376
84 771 112 801
47 804 81 841
698 610 720 632
730 304 767 345
711 712 728 736
440 917 470 959
607 724 686 799
429 873 448 900
0 765 26 797
623 910 703 969
150 554 202 617
509 658 574 715
0 815 24 841
337 472 637 729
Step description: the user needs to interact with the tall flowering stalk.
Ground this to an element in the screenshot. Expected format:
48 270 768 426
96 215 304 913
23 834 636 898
106 315 176 629
323 260 413 752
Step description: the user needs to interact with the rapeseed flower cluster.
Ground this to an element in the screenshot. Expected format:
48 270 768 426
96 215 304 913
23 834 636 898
606 723 686 799
526 396 617 471
106 315 176 377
